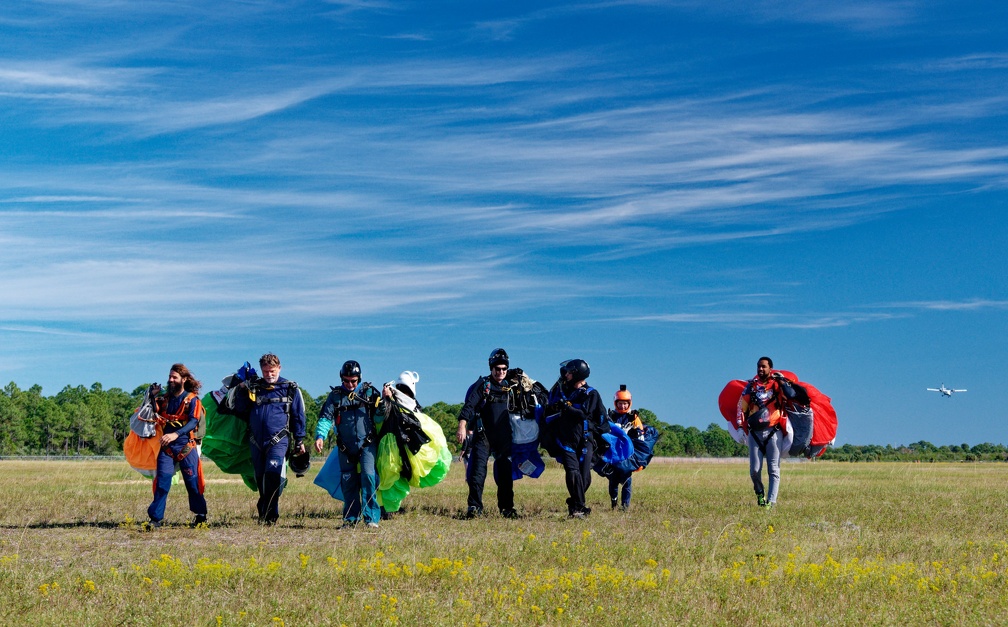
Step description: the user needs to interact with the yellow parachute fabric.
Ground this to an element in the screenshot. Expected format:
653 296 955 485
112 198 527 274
375 400 451 512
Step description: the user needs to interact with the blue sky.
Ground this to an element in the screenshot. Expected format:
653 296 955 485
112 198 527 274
1 1 1006 446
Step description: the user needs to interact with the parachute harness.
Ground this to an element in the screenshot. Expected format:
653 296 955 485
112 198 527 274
333 383 381 457
247 380 300 452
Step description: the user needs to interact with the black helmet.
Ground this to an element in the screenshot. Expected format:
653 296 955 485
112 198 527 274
340 360 361 378
562 359 590 382
488 348 509 368
288 450 311 477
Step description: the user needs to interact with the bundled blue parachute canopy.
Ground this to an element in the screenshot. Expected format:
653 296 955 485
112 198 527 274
598 421 634 464
313 453 344 501
511 440 545 480
594 425 661 477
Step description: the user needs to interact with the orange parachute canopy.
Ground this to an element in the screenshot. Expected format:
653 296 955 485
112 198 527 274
124 427 162 477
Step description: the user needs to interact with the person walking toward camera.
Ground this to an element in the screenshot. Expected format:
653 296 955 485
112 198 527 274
736 356 787 508
607 385 644 510
316 360 383 528
146 363 207 529
545 359 605 518
456 348 519 519
233 353 306 524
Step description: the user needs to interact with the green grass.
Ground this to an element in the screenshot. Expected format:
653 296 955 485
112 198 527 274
0 459 1006 625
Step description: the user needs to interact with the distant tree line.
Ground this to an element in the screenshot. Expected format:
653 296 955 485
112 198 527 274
820 442 1008 462
0 382 1003 461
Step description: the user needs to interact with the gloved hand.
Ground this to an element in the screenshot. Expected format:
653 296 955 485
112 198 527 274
564 406 588 422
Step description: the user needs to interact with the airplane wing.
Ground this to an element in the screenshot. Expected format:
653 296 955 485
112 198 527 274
926 388 940 392
953 389 967 393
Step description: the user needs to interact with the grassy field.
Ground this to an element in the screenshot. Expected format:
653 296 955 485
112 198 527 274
0 458 1006 626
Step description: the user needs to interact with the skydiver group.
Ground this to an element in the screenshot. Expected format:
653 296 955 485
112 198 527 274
141 350 786 528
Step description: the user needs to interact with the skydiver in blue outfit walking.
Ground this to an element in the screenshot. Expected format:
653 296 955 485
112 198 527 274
146 363 207 529
315 360 384 528
608 385 644 510
233 353 306 525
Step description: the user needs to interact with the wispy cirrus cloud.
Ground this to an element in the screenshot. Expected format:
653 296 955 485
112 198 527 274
472 0 921 38
0 60 150 91
622 310 904 329
884 299 1008 312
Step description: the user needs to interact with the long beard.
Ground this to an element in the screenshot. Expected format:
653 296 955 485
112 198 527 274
168 381 183 395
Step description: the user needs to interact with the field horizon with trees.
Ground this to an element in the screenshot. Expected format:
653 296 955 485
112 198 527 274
0 381 1005 462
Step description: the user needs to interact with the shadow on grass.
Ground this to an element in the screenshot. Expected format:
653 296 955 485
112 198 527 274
0 520 123 529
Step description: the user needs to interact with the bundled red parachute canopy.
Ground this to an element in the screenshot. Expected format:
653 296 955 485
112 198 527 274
718 370 837 458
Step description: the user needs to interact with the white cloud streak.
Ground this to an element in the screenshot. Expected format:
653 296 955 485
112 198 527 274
623 311 905 329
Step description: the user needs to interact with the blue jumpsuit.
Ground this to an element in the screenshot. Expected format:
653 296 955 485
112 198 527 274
147 392 207 523
317 383 383 525
607 409 643 509
238 378 306 523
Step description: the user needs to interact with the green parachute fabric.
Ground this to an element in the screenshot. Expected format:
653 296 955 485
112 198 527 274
375 390 452 512
376 431 411 511
201 391 257 491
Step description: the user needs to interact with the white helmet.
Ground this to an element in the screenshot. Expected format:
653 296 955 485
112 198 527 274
396 371 420 397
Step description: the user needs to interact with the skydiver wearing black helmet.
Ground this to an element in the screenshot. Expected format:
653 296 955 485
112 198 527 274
545 358 605 518
456 348 519 519
316 360 384 528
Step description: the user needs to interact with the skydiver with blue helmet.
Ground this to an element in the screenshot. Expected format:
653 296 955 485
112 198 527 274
315 360 384 528
232 353 307 525
456 348 519 519
545 359 605 518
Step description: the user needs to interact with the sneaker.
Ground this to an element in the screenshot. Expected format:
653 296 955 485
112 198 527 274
190 515 208 528
569 507 591 519
143 518 161 531
465 507 483 519
764 501 775 510
611 499 618 510
366 522 380 529
500 508 519 519
756 494 766 507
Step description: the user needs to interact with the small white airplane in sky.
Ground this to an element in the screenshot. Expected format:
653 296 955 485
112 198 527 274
927 384 967 397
